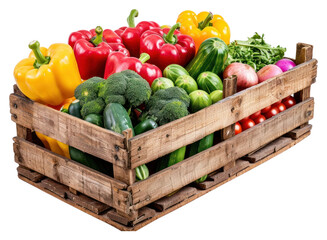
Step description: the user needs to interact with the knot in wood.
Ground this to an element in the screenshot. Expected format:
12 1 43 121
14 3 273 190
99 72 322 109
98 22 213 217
166 134 170 138
306 110 312 117
114 145 120 151
231 107 235 113
138 146 142 151
13 114 17 119
13 103 18 109
114 155 119 161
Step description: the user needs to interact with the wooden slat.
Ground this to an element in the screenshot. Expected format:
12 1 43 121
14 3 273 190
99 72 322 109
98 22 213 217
13 137 132 214
242 137 293 163
17 166 44 182
129 98 314 210
129 59 317 168
285 124 312 140
9 93 128 168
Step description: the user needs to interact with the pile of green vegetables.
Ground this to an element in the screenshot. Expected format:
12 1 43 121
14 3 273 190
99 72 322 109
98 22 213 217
67 34 286 183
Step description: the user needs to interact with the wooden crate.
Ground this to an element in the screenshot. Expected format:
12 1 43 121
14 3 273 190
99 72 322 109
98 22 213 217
9 43 317 231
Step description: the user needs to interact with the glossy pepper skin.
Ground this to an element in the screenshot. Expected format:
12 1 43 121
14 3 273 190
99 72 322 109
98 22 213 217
115 9 160 57
140 22 196 71
104 52 162 86
14 41 82 106
36 132 70 159
73 26 127 80
68 28 129 56
177 11 230 51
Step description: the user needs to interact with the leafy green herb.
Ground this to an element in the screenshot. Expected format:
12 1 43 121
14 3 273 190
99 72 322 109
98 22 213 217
225 33 286 71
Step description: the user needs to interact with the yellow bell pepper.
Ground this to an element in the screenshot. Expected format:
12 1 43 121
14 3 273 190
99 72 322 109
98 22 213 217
177 11 231 51
14 40 82 106
35 132 70 159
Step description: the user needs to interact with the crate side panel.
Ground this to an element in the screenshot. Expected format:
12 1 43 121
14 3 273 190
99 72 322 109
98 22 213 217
129 98 314 209
129 59 317 168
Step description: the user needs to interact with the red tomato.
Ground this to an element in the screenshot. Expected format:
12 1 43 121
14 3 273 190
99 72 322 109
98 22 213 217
235 122 242 135
282 96 296 109
264 106 280 119
261 105 272 114
240 116 250 125
253 114 266 124
241 119 255 131
272 102 286 112
249 110 261 120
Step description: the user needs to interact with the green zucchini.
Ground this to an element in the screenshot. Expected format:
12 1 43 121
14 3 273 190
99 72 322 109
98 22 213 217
186 38 228 79
135 164 150 181
197 71 223 93
134 119 158 135
84 113 104 127
163 64 190 83
103 103 135 135
68 99 82 119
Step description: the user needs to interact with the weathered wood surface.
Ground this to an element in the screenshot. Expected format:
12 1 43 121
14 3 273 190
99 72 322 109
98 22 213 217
13 137 131 214
129 98 314 210
10 93 128 168
107 207 156 227
129 59 317 168
17 166 44 182
285 124 312 140
242 137 293 163
16 130 311 231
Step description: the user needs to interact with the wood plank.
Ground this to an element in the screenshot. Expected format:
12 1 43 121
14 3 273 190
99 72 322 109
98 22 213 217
17 166 44 182
9 94 128 168
40 178 68 198
150 186 197 212
242 137 293 163
129 98 314 210
13 137 132 214
285 124 312 140
16 131 310 231
107 207 156 226
129 59 317 168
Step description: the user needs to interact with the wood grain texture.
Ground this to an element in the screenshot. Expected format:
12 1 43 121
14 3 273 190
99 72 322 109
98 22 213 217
129 98 314 210
285 124 312 140
9 93 128 168
16 131 310 231
13 137 132 214
129 59 317 168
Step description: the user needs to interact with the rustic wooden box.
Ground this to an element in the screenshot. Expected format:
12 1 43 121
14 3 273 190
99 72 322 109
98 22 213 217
9 43 317 231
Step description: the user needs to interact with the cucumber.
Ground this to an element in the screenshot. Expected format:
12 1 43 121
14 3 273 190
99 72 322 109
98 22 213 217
157 146 186 171
175 75 198 94
197 72 223 93
134 119 158 135
186 38 228 79
151 77 174 93
68 99 82 119
135 164 150 181
103 103 135 136
84 113 104 127
189 90 212 113
163 64 190 83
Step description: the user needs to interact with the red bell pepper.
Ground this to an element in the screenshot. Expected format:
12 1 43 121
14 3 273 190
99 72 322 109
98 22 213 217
140 22 196 71
68 28 129 56
104 52 162 86
73 26 129 80
115 9 160 57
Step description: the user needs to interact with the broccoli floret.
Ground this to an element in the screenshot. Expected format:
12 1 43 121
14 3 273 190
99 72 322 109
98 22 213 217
98 70 151 108
142 87 190 126
80 98 105 118
75 77 105 106
156 101 189 125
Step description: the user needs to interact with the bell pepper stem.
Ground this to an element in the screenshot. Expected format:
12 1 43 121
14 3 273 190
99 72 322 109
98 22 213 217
91 26 104 46
127 9 139 28
28 40 50 69
139 53 150 64
164 22 181 44
198 12 213 30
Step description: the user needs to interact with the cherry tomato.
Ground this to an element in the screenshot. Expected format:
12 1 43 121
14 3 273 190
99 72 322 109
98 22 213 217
253 114 266 124
272 102 286 112
282 96 296 109
261 105 272 114
241 119 255 131
249 110 261 120
264 106 280 119
240 116 250 125
235 122 242 135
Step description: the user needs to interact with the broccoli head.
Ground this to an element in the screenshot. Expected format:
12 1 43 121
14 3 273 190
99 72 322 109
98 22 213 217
142 87 190 126
98 70 151 108
75 77 105 106
80 98 105 118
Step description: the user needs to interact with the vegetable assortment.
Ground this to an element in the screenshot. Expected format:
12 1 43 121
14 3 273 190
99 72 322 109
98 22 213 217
13 8 296 183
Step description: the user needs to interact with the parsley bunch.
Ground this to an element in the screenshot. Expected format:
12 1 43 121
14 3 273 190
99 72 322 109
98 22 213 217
225 33 286 71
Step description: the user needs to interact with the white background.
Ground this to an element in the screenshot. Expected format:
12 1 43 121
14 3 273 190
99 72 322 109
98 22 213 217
1 0 326 239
